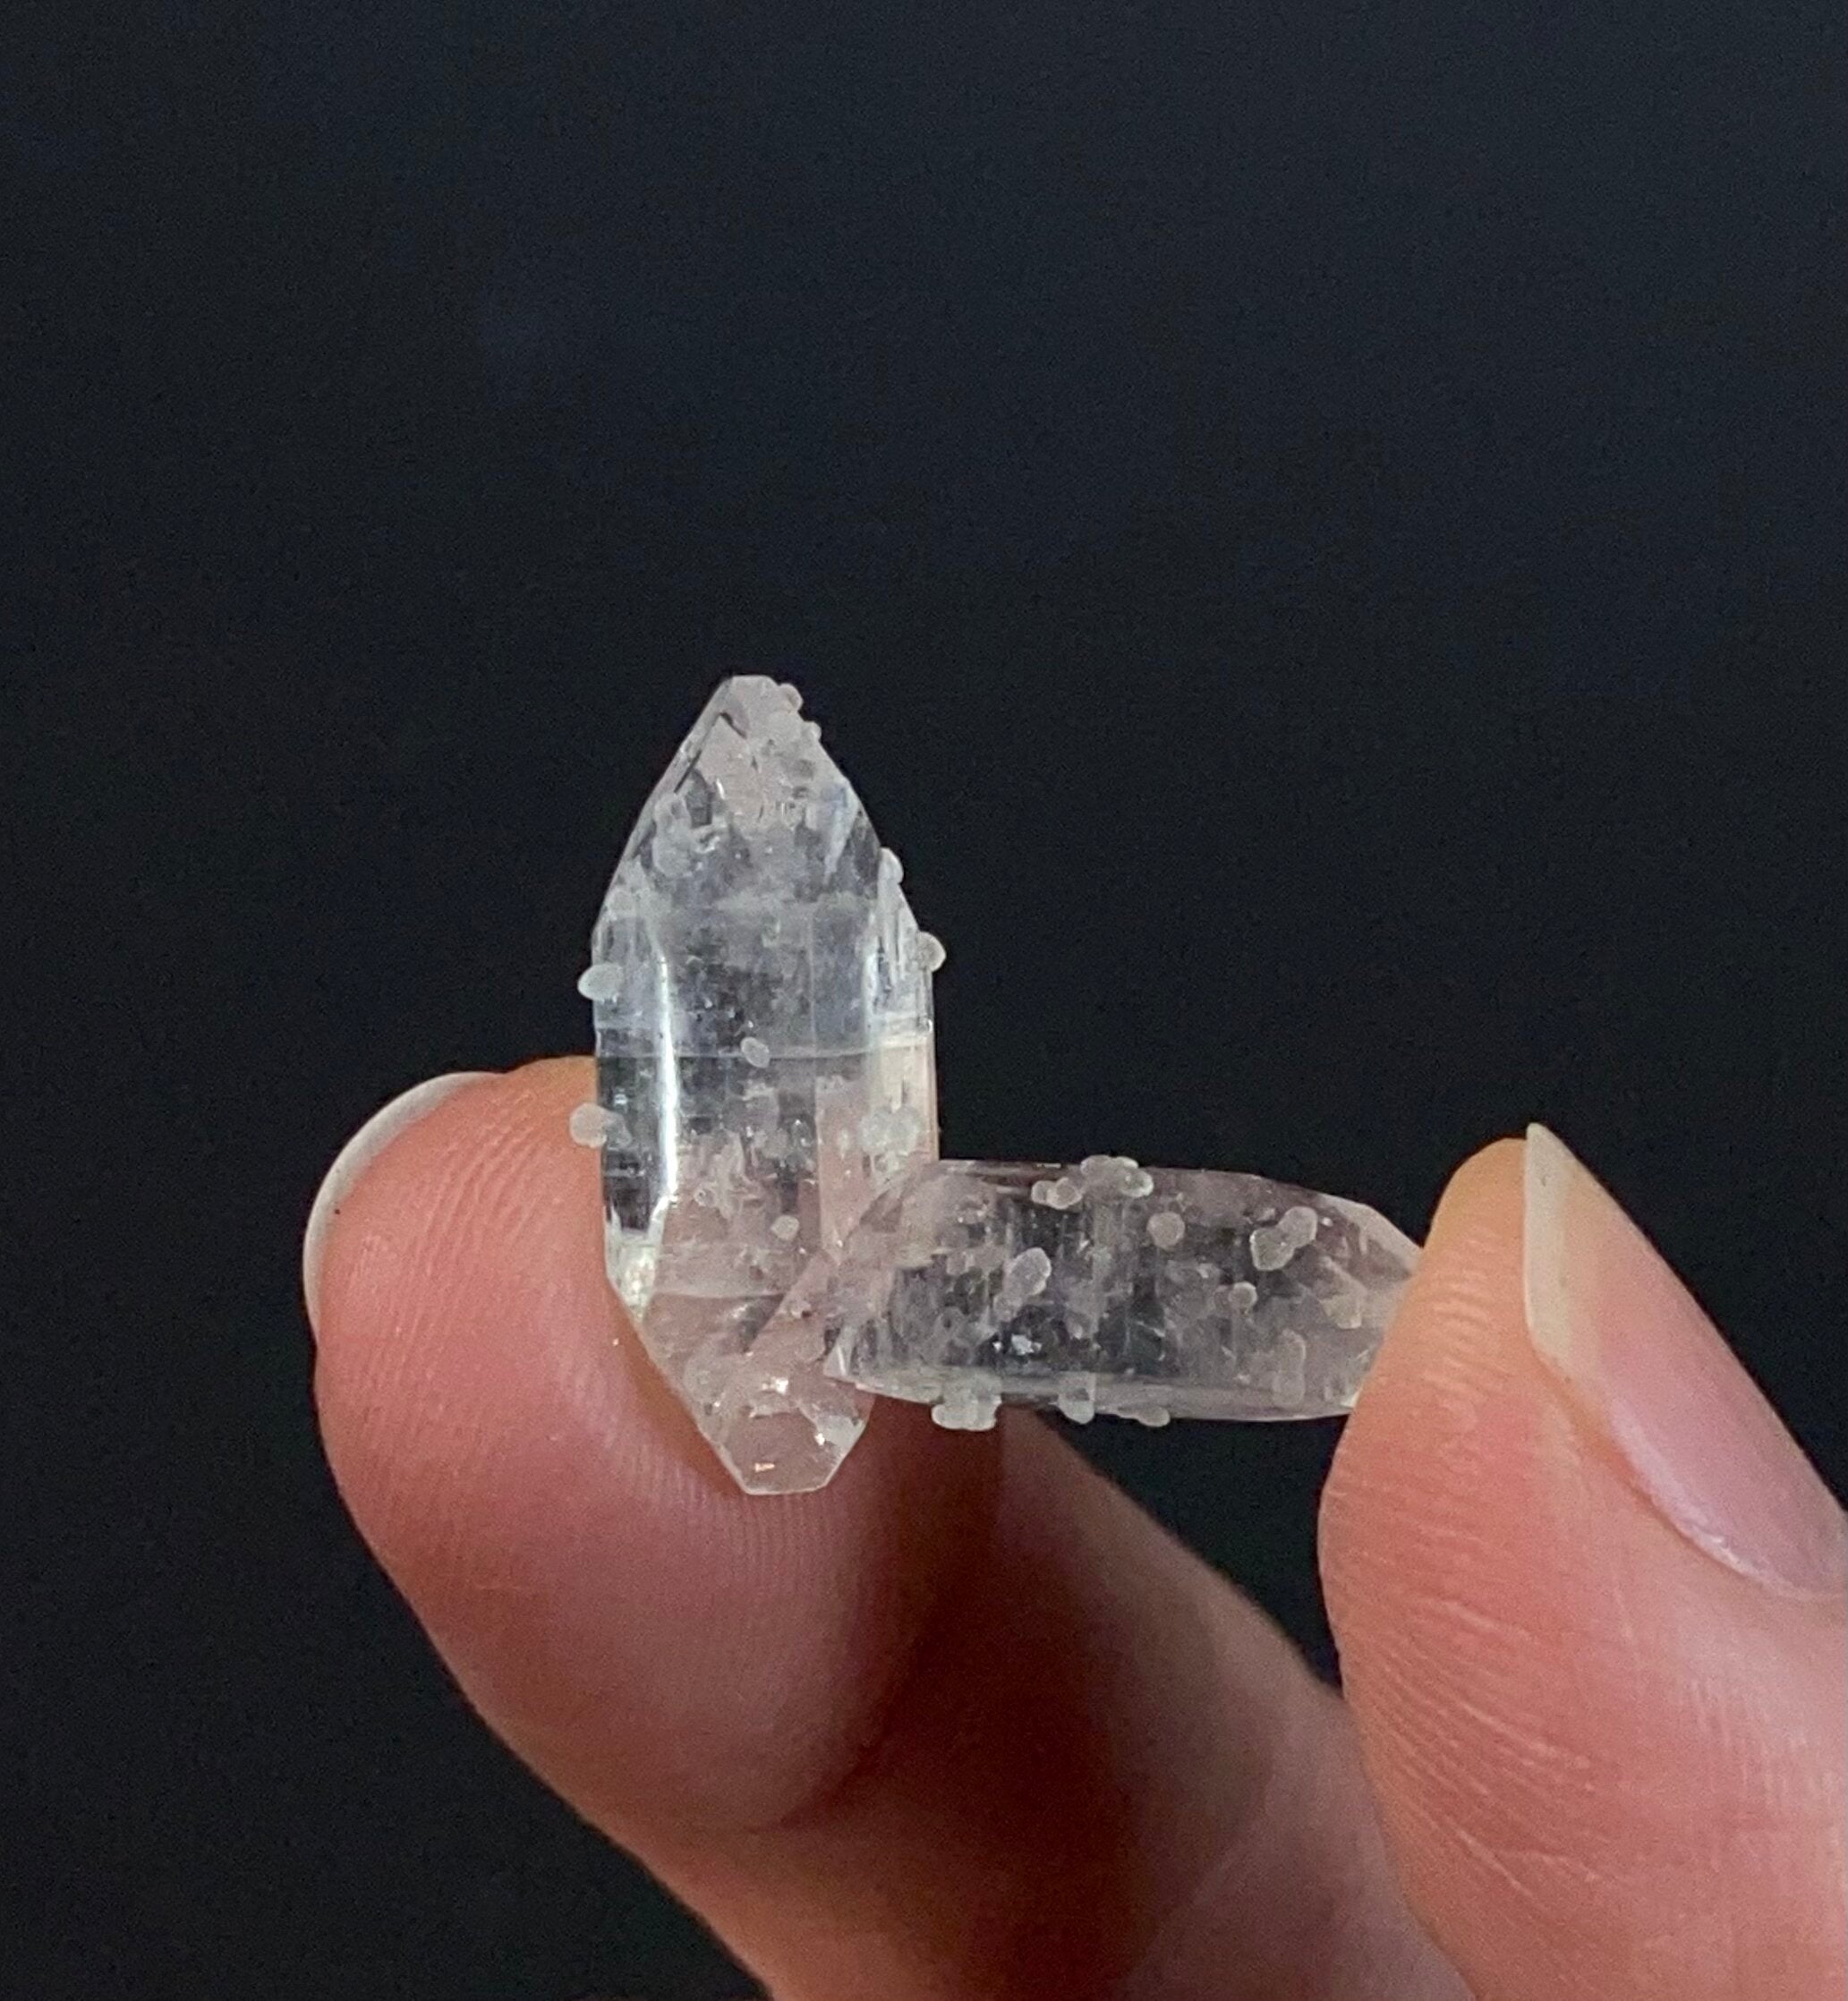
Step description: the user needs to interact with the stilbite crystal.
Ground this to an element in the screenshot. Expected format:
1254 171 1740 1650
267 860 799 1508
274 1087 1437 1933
815 1158 1418 1429
581 677 939 1494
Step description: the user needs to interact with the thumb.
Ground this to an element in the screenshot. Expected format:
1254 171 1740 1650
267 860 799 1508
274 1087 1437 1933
1320 1130 1846 2001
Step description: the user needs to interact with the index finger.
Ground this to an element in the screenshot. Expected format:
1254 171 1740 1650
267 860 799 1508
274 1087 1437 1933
309 1057 1461 2000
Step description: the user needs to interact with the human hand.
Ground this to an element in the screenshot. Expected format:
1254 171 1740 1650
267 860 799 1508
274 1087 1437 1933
305 1060 1845 1999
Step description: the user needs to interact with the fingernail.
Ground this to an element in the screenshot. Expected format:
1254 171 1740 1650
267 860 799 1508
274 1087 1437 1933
302 1073 493 1332
1522 1123 1846 1598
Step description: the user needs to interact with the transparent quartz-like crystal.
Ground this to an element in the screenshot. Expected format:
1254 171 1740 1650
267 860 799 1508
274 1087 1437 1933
815 1157 1418 1431
582 677 939 1494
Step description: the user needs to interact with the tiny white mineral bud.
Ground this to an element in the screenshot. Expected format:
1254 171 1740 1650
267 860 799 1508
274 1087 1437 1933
575 963 624 1002
1250 1203 1319 1272
932 1384 1001 1431
567 1103 609 1146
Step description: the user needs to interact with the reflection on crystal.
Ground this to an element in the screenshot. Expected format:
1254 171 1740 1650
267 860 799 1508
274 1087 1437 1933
815 1159 1418 1429
582 677 938 1494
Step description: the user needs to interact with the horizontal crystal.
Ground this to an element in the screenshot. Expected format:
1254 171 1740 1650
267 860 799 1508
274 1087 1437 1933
814 1158 1418 1430
584 676 939 1494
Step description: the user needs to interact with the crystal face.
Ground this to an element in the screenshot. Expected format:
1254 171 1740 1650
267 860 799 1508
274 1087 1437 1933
813 1158 1418 1431
583 677 939 1494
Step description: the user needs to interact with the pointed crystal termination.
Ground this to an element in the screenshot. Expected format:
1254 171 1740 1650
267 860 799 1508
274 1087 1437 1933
817 1158 1418 1431
583 677 939 1494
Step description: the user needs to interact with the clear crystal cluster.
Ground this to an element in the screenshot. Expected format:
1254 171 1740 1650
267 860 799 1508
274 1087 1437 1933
581 676 1418 1494
814 1158 1416 1429
579 677 940 1494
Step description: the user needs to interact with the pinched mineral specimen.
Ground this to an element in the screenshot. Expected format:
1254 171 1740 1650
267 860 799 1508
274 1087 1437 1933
581 676 1419 1495
578 677 940 1494
815 1158 1418 1430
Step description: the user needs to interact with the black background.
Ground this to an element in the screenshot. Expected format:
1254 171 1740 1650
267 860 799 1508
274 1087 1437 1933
8 2 1844 1996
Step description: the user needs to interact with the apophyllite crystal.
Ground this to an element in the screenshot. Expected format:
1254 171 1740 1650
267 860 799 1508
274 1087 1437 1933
580 677 1418 1495
579 677 941 1494
817 1157 1417 1431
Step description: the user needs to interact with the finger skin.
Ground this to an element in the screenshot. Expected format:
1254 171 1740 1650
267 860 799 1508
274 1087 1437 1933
313 1060 1461 2000
312 1060 988 1831
1322 1140 1848 2001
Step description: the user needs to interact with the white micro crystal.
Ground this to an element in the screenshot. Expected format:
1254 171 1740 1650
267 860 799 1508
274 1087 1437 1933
583 677 938 1494
815 1161 1417 1429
